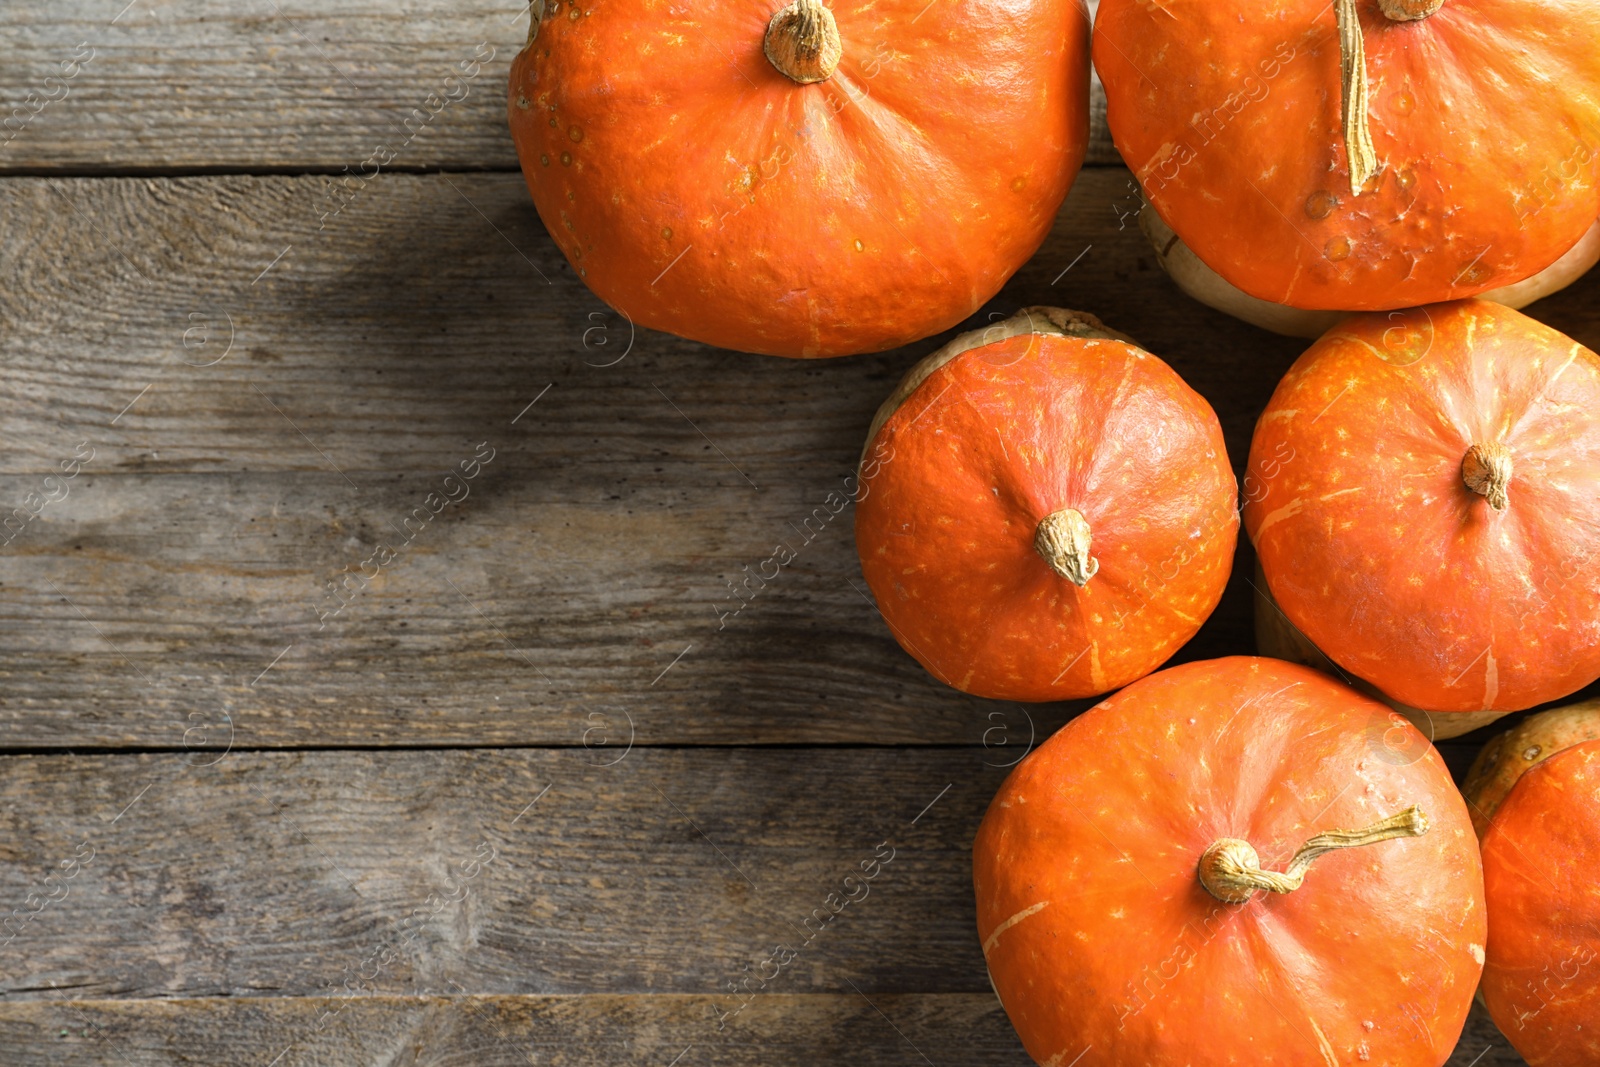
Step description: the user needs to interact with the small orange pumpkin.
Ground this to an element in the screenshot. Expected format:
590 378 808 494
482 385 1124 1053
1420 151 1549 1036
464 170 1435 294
1094 0 1600 313
1479 740 1600 1066
1245 300 1600 714
507 0 1088 357
974 656 1485 1067
854 307 1237 701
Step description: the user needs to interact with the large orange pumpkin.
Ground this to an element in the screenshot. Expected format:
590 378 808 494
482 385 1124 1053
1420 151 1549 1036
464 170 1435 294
1094 0 1600 312
1244 300 1600 714
854 307 1237 702
507 0 1088 357
1479 740 1600 1066
974 656 1485 1067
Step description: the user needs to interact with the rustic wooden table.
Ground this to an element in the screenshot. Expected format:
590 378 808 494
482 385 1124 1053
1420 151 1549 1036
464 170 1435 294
1 1 1584 1063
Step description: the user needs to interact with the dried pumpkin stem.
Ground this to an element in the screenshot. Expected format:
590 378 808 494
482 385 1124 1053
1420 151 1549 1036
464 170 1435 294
764 0 842 85
1335 0 1444 195
1335 0 1379 196
1462 442 1512 511
1198 806 1429 904
1034 508 1098 587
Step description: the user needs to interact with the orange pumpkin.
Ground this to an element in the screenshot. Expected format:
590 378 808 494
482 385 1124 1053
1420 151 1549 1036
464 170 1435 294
1479 740 1600 1066
974 656 1485 1067
1094 0 1600 312
507 0 1088 357
1244 300 1600 714
1252 560 1508 740
854 307 1237 702
1462 702 1600 838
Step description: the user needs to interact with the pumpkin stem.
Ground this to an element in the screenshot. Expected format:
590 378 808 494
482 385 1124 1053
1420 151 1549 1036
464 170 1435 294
1378 0 1444 18
1334 0 1379 196
764 0 842 85
1197 806 1429 904
1336 0 1445 196
1034 508 1098 587
1462 442 1512 511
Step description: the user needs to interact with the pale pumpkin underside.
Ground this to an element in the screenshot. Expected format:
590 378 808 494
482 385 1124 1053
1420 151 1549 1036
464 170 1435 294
1143 209 1600 338
1095 0 1600 310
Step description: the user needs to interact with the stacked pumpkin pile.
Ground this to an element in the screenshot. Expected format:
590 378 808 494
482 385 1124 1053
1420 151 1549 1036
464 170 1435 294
509 0 1600 1063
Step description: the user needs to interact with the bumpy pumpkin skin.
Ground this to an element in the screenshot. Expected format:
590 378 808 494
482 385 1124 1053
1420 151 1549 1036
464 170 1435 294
507 0 1088 358
1480 741 1600 1067
855 309 1237 701
974 657 1485 1067
1245 300 1600 713
1462 702 1600 838
1094 0 1600 311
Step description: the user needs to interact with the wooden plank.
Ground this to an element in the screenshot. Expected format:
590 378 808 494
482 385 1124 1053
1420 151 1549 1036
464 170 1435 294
0 0 1119 174
0 167 1312 748
0 996 1524 1066
0 170 1313 476
0 748 1003 999
0 748 1531 1064
0 994 1028 1066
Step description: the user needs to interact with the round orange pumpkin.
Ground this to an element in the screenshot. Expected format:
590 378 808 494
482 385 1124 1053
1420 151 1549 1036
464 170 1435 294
1479 740 1600 1066
854 307 1237 702
507 0 1088 357
974 656 1485 1067
1244 300 1600 714
1094 0 1600 312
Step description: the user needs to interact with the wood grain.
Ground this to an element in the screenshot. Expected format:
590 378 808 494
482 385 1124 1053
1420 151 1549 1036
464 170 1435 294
0 748 1528 1065
0 748 1012 1000
0 167 1303 750
0 0 1119 175
0 996 1522 1066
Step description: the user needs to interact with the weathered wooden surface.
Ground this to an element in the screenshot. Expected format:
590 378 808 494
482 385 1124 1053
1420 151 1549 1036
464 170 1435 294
0 749 992 999
0 167 1305 750
0 0 1118 174
0 994 1028 1066
3 1 1590 1061
0 997 1521 1066
0 748 1528 1064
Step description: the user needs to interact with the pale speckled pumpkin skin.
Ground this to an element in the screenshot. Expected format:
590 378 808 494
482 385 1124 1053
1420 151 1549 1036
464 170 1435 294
1245 300 1600 714
974 657 1485 1067
854 329 1237 701
1480 741 1600 1067
507 0 1088 358
1094 0 1600 311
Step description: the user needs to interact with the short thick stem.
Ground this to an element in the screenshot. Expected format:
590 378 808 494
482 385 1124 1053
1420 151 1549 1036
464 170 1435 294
1197 806 1429 904
1462 443 1512 511
1034 508 1097 587
763 0 841 85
